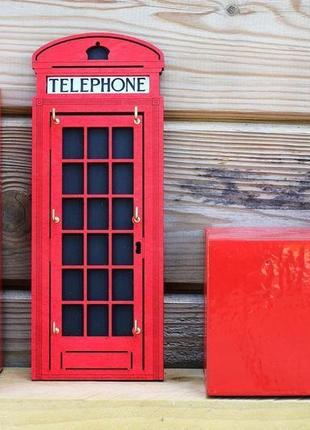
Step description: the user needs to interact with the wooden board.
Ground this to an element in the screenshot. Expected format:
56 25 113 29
2 0 310 117
1 369 310 430
3 118 310 284
3 290 203 368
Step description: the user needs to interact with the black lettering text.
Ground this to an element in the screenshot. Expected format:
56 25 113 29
80 78 89 92
125 77 136 92
69 78 78 92
48 78 59 93
111 78 125 92
90 78 100 92
60 78 69 93
101 77 111 92
137 77 147 92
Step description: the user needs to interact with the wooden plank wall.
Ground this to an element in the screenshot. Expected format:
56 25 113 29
2 0 310 367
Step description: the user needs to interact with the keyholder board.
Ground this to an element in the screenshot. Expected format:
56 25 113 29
32 33 164 380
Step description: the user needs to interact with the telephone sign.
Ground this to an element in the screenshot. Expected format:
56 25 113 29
32 33 164 381
47 76 150 94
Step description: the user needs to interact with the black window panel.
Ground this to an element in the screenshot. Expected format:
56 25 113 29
63 234 83 265
63 199 83 230
112 305 133 336
62 305 83 336
88 164 108 194
112 198 133 230
63 128 84 159
87 269 108 301
63 164 83 194
112 269 133 301
87 305 108 336
87 234 108 265
88 128 108 159
112 128 133 159
112 164 133 194
112 234 133 265
88 199 108 230
62 269 83 301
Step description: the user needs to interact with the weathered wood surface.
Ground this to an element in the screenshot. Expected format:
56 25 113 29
3 290 203 368
2 0 310 117
1 368 206 400
3 370 310 430
3 118 310 284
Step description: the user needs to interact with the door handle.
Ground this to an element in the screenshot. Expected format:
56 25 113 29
52 208 61 224
132 206 141 224
132 319 141 335
52 321 60 335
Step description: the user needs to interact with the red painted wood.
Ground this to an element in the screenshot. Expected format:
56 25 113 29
62 351 131 370
32 33 164 380
205 228 310 396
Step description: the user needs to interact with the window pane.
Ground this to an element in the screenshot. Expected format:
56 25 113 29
112 305 133 336
87 199 108 230
63 128 83 159
87 305 108 336
88 128 108 159
62 305 83 336
62 269 83 301
63 198 83 230
112 198 133 230
63 234 83 265
63 164 83 194
87 234 108 265
112 234 133 265
112 128 133 159
87 269 108 301
112 164 133 194
112 270 133 301
88 164 108 194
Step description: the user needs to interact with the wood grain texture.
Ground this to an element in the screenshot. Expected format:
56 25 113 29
3 290 203 368
2 0 310 116
0 368 206 400
2 119 31 283
3 118 310 283
3 370 310 430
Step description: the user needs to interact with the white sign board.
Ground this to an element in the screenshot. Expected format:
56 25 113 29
47 76 150 94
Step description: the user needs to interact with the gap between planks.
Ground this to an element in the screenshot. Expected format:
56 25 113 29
4 107 310 123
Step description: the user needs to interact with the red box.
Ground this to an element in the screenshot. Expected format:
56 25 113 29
32 33 164 380
205 228 310 396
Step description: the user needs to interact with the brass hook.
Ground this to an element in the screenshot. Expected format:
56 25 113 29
134 106 141 125
52 321 60 335
51 108 60 124
132 206 141 224
132 319 141 335
52 208 60 224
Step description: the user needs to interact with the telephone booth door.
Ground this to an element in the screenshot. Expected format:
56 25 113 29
50 114 143 375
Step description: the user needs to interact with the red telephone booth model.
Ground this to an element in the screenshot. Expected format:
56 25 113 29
205 228 310 396
32 33 164 380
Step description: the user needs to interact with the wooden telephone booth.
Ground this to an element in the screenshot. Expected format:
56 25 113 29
32 33 164 380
